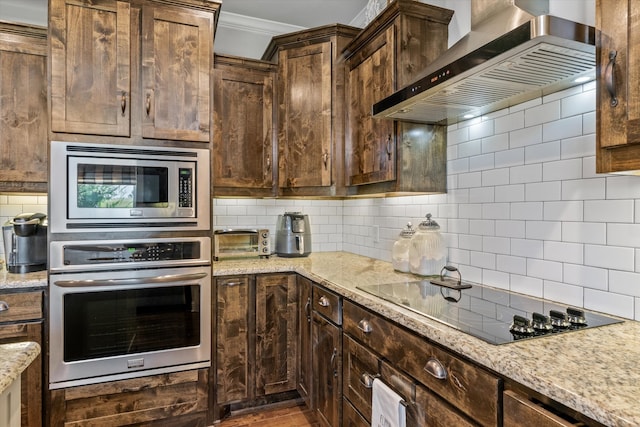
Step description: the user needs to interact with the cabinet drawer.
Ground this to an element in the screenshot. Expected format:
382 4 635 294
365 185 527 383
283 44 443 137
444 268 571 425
503 390 579 427
343 398 369 427
343 300 499 427
0 291 43 323
312 285 341 325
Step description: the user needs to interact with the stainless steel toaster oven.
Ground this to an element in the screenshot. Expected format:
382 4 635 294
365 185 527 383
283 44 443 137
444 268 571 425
213 229 270 261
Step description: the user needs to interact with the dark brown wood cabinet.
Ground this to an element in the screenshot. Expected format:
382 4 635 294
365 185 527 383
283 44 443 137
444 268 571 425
0 290 44 427
213 274 298 420
0 22 48 193
343 0 452 195
212 55 276 197
312 285 342 427
49 369 209 426
49 0 219 143
596 0 640 172
343 299 499 427
297 276 313 408
263 25 360 197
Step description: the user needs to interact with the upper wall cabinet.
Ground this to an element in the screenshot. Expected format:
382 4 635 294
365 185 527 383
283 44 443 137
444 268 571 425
596 0 640 173
49 0 219 143
212 55 276 197
263 25 361 197
0 22 48 193
343 0 452 195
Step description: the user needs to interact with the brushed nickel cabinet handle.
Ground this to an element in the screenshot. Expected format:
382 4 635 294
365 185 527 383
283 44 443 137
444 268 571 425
0 301 8 312
121 92 127 116
330 348 338 377
360 372 379 388
322 151 329 169
266 154 271 172
357 319 373 334
223 281 242 287
318 295 330 307
386 135 392 160
605 50 618 107
424 357 447 380
304 297 311 323
145 93 151 116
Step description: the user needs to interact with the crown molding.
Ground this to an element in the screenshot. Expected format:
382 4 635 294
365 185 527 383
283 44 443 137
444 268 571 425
218 11 307 36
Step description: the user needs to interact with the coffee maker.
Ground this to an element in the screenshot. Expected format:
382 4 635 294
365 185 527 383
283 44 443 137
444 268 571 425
2 212 48 273
275 212 311 257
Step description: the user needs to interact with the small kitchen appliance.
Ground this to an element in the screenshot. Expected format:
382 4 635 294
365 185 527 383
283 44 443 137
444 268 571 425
408 214 446 276
275 212 311 257
2 212 48 273
213 229 271 260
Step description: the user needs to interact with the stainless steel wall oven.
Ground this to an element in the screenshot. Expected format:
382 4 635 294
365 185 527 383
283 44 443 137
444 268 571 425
48 237 211 389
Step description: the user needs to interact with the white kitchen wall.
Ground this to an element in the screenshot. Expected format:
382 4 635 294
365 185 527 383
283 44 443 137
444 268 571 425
344 81 640 322
0 194 48 258
212 198 344 254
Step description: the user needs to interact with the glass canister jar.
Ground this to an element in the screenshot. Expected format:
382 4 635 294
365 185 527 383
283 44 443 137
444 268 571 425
409 214 446 276
391 222 415 272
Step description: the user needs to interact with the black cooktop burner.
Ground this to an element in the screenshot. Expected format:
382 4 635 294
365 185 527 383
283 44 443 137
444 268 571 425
357 280 623 345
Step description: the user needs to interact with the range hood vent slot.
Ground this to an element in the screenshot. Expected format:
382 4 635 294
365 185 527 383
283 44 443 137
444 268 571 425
372 1 595 124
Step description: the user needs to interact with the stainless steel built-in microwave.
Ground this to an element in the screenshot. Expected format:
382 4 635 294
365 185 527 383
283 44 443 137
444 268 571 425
49 141 210 233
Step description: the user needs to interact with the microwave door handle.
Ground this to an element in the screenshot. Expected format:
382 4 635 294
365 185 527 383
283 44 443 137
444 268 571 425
54 272 207 288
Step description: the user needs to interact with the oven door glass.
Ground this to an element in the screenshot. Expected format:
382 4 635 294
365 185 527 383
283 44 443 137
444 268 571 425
76 163 169 209
63 285 200 362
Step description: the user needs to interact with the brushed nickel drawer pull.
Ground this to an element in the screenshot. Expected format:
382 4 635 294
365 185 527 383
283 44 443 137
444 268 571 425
304 297 311 323
360 372 380 389
121 92 127 116
605 50 618 107
357 319 373 334
424 357 447 380
0 300 8 312
224 281 242 287
318 295 330 307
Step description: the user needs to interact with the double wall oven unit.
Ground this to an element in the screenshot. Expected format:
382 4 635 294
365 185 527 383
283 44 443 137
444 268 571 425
48 141 212 390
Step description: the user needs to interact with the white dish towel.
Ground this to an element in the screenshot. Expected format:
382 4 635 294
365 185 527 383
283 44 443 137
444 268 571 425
371 378 406 427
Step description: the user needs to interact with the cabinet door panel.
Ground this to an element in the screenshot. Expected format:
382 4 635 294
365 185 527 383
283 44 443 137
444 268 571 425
255 274 298 396
213 65 273 190
346 27 395 186
215 276 251 404
0 26 47 190
278 42 332 188
313 312 342 427
50 0 130 136
141 5 212 142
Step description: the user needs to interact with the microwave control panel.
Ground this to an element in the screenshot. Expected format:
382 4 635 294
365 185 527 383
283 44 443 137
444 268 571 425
178 168 193 208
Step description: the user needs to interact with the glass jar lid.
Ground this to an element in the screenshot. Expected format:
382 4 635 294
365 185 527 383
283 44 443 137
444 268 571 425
398 222 415 238
418 213 440 230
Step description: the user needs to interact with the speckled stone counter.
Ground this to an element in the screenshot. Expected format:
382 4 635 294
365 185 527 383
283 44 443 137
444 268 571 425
214 252 640 427
0 341 40 395
0 269 47 290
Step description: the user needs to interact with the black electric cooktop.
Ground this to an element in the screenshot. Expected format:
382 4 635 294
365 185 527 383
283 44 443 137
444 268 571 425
357 280 623 345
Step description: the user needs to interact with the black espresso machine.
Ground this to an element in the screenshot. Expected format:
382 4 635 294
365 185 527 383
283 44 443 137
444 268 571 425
2 212 48 273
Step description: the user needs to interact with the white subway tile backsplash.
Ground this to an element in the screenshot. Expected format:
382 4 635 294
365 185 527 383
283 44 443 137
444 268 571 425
525 182 561 201
510 125 542 148
525 100 560 127
584 288 634 319
458 172 482 188
458 139 482 158
561 134 596 159
606 175 640 199
469 187 494 203
482 269 510 289
526 221 561 241
542 115 582 142
525 141 560 165
585 199 634 223
495 220 525 238
527 258 563 281
544 201 584 221
469 119 494 140
469 153 495 172
607 223 640 247
563 263 608 291
482 203 510 220
482 133 510 153
494 110 524 134
543 158 583 181
470 251 496 269
544 241 583 264
609 270 640 298
510 163 542 184
562 222 606 245
495 184 525 202
562 178 606 200
511 238 544 259
496 255 526 274
483 236 510 254
543 281 583 307
469 219 495 236
511 202 543 220
561 89 596 118
511 274 543 297
584 244 635 271
482 168 510 186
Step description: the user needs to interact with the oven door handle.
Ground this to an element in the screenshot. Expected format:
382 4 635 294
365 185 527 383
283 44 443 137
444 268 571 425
53 272 208 288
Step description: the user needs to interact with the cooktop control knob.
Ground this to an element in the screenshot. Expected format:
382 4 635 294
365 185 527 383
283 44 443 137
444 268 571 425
549 310 572 329
532 312 553 332
510 314 535 336
567 307 587 325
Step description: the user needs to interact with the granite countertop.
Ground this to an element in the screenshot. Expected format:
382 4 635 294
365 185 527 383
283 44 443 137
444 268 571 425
214 252 640 427
0 341 40 394
0 269 47 290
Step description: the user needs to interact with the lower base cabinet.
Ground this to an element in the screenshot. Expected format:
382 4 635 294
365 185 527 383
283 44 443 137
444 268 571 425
48 369 209 426
213 273 298 421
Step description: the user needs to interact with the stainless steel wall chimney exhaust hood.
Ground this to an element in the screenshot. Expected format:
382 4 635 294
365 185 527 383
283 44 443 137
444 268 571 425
372 0 595 125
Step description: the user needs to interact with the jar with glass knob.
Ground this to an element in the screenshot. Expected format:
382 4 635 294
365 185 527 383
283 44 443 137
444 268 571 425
392 222 415 272
409 214 446 276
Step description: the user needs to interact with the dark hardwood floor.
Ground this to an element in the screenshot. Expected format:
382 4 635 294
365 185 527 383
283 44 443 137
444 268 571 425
217 401 319 427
